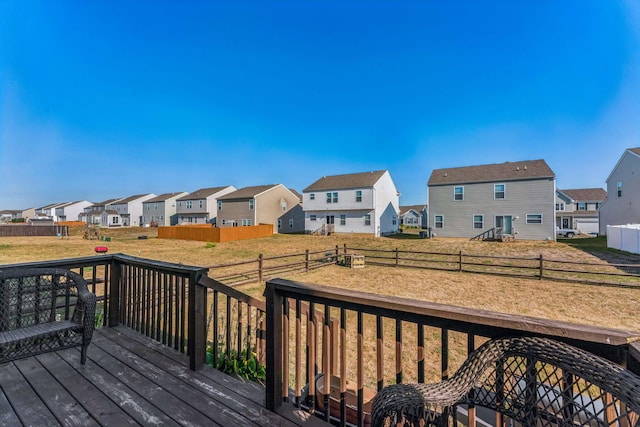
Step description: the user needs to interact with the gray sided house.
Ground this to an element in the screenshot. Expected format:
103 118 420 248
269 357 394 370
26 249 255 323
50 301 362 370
599 147 640 235
427 159 556 241
556 188 606 235
106 194 156 227
399 205 428 229
82 198 122 225
176 186 236 225
217 184 301 233
277 199 305 234
142 192 189 227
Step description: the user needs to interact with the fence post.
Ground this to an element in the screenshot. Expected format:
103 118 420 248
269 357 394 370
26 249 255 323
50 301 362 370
188 270 208 371
305 249 309 272
335 245 340 264
343 243 347 255
265 280 284 412
108 256 121 327
459 251 463 272
539 254 544 280
395 247 399 267
258 254 263 283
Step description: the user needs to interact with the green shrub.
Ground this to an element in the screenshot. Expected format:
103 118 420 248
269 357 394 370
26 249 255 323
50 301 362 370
207 346 265 383
205 242 216 249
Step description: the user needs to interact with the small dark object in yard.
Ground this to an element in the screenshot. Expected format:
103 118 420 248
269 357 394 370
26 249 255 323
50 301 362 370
138 235 147 240
94 246 108 254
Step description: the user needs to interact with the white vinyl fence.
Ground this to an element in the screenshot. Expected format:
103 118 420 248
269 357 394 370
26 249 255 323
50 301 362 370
607 224 640 254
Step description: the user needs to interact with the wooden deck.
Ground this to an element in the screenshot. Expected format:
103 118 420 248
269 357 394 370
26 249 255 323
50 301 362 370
0 325 323 427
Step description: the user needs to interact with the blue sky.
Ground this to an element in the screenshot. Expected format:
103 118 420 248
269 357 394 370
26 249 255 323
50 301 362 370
1 1 639 209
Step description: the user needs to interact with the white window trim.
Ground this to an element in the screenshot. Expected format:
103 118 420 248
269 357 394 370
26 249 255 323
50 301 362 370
525 213 543 224
494 183 506 200
434 215 444 228
454 186 464 201
473 214 484 229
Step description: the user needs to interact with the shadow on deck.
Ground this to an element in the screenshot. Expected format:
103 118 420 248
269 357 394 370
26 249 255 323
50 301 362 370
0 326 321 427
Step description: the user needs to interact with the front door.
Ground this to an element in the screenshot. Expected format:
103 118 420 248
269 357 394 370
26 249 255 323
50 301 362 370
562 218 570 229
496 215 513 234
326 215 335 224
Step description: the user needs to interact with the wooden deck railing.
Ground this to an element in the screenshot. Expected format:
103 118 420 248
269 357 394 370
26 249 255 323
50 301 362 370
264 277 640 425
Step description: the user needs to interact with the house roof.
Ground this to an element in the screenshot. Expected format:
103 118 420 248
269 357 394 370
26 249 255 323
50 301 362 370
145 192 187 203
288 189 302 202
112 194 153 204
93 198 122 207
218 185 279 200
103 210 119 215
428 159 555 186
177 187 232 201
558 188 607 202
629 147 640 156
399 205 426 216
303 170 388 192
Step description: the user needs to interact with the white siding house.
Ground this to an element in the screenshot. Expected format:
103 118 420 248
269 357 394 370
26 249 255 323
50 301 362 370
428 159 556 241
555 188 606 235
106 194 156 227
176 186 236 225
303 170 400 237
599 147 640 236
55 200 93 222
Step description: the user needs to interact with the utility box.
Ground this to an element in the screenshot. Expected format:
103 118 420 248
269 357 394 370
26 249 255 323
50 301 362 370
344 254 365 269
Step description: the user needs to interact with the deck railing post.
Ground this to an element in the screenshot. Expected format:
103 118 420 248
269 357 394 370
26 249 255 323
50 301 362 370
188 269 208 371
265 280 284 412
108 256 121 327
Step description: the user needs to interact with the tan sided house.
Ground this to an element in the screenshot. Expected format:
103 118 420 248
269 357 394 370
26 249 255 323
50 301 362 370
216 184 301 233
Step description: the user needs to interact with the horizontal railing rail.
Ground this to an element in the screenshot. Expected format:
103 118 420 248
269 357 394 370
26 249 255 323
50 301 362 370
265 277 640 426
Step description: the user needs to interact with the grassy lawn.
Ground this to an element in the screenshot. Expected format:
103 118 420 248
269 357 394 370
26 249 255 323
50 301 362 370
2 228 639 332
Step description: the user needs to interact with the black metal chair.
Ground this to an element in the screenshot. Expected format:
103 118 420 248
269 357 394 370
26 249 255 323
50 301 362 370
372 336 640 426
0 268 96 364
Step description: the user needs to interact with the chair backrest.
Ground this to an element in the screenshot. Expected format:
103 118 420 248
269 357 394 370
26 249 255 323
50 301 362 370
458 336 640 426
0 268 87 332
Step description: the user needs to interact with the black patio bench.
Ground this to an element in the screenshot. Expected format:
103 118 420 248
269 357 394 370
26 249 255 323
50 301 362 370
0 268 96 364
372 336 640 426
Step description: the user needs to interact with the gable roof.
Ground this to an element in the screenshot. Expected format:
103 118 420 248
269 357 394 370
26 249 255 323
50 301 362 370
177 187 232 201
605 147 640 183
112 194 153 204
218 185 279 200
428 159 555 186
558 188 607 202
144 192 188 203
399 205 426 216
303 170 388 192
92 198 122 207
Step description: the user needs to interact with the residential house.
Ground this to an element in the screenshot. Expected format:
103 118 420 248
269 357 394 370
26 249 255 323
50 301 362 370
217 184 301 233
55 200 93 222
102 194 156 227
142 192 189 227
21 207 35 222
35 202 65 221
599 147 640 235
176 186 236 225
81 198 122 225
399 205 428 229
302 170 400 237
556 188 606 235
427 159 556 241
277 190 305 234
0 210 23 223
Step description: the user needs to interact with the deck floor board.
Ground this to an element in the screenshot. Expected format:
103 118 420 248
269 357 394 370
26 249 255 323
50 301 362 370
0 326 318 427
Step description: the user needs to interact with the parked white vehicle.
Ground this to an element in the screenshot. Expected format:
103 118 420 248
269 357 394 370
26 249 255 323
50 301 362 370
556 226 580 238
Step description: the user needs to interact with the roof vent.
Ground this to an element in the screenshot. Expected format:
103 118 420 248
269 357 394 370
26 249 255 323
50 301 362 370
516 167 520 171
444 173 448 177
524 165 527 170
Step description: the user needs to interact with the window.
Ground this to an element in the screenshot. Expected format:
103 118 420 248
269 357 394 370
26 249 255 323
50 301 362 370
340 214 346 225
146 204 150 211
113 216 119 224
364 214 371 226
326 192 338 203
217 200 222 210
178 201 182 207
186 201 193 209
310 215 317 221
326 193 332 203
278 219 282 229
556 202 565 211
577 202 586 211
355 190 362 202
199 200 203 209
221 219 226 225
494 184 505 199
154 203 158 210
473 215 483 229
617 182 622 197
526 214 542 224
282 201 287 211
392 216 397 225
434 215 444 228
289 219 294 228
242 219 252 226
595 202 600 210
454 186 464 201
310 193 315 200
249 199 254 210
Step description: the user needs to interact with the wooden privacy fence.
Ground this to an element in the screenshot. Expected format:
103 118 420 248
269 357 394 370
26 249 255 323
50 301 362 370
0 224 68 237
158 224 273 243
